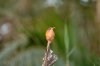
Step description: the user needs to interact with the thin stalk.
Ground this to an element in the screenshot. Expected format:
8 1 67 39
42 42 51 66
64 21 70 66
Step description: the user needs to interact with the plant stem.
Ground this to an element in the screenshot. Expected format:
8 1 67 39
42 42 50 66
64 21 70 66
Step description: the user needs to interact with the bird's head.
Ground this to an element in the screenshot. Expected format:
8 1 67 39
48 27 55 31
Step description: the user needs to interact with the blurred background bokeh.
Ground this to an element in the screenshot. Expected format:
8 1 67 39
0 0 98 66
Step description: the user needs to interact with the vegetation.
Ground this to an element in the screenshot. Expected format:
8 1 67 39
0 0 98 66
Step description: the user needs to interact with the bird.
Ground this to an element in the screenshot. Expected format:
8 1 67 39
46 27 55 44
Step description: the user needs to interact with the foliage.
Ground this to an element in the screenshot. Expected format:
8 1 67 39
0 0 98 66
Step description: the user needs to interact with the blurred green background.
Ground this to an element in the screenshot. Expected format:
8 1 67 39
0 0 99 66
